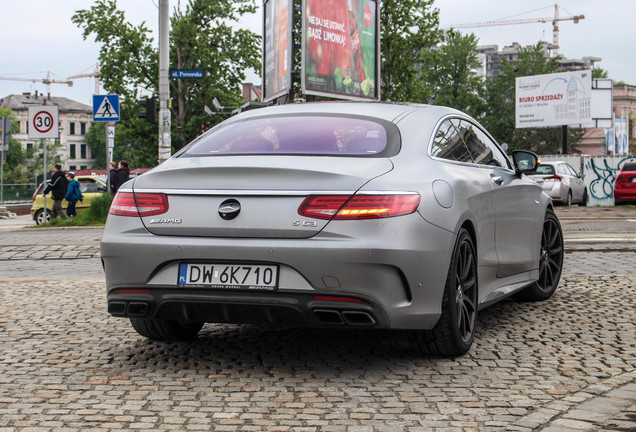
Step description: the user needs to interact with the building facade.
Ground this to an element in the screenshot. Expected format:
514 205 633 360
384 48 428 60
0 92 95 171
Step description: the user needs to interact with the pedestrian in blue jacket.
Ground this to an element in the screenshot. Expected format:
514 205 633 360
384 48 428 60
64 172 83 217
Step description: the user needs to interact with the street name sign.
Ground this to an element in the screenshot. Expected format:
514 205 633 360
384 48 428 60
28 105 59 139
170 69 205 79
93 95 120 122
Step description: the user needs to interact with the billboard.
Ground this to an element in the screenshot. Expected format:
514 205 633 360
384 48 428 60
302 0 379 100
263 0 293 102
516 70 592 129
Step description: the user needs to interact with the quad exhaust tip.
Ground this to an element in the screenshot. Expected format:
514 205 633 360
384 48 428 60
313 309 375 326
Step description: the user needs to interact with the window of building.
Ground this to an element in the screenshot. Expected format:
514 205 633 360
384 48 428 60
80 144 87 159
69 144 76 159
80 122 86 135
69 165 77 171
70 122 76 135
26 143 34 158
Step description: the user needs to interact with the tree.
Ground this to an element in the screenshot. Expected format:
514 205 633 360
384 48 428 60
424 30 484 117
0 107 28 184
380 0 441 102
592 68 609 79
72 0 261 163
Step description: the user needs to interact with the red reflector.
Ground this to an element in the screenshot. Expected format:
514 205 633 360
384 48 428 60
110 192 168 217
545 175 562 181
299 194 420 220
313 295 364 303
113 289 151 294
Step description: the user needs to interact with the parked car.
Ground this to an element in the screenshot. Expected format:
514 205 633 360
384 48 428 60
32 175 107 224
614 161 636 205
528 161 587 206
101 102 563 356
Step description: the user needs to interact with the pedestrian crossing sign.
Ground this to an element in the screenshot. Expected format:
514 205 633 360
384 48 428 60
93 95 120 122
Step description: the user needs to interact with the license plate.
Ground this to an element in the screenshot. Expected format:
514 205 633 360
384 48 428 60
178 263 278 291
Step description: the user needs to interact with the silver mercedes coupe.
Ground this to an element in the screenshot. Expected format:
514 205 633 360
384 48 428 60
101 102 564 356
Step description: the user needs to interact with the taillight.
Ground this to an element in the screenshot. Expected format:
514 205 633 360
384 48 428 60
109 192 168 217
298 194 420 220
545 175 562 181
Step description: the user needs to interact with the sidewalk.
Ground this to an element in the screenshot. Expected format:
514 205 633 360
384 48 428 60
0 213 34 231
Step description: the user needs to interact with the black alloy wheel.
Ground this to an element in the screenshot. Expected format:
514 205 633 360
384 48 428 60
410 228 478 356
518 208 563 301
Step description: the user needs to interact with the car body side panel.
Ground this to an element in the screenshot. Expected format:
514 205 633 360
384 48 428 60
489 167 546 278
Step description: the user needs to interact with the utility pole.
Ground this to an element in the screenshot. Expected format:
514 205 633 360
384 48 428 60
158 0 172 163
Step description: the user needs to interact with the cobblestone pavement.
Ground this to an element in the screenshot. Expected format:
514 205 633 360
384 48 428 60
0 210 634 431
0 276 634 431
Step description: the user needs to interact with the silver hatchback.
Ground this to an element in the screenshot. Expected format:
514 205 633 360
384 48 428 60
528 161 587 206
101 102 563 356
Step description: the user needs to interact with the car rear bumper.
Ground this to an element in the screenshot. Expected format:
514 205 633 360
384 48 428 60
107 288 390 328
101 214 456 330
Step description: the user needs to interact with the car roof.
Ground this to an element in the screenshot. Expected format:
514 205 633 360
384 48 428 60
227 101 462 124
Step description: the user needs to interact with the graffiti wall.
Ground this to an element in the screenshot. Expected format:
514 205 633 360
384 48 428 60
539 154 636 206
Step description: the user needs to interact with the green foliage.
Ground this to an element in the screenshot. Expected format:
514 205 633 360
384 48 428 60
37 192 113 227
380 0 441 102
0 107 28 183
86 192 114 222
72 0 261 160
423 30 484 117
592 68 609 79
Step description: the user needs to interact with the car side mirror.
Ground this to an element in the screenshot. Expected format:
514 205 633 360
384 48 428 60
511 150 539 177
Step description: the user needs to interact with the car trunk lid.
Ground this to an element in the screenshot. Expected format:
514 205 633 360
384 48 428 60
132 156 393 238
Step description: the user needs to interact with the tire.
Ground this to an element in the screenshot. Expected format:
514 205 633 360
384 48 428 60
410 228 478 357
581 189 588 206
566 191 572 207
34 209 51 225
517 208 563 301
130 318 203 341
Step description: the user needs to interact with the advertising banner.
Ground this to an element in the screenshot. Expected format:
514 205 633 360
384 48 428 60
615 117 629 155
302 0 379 100
263 0 293 102
515 70 592 129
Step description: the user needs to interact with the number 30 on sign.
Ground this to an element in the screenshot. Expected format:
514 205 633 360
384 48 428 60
28 105 59 139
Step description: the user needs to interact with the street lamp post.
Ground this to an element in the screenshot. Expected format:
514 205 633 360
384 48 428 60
158 0 171 163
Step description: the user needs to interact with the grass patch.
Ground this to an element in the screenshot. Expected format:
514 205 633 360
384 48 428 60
36 193 113 228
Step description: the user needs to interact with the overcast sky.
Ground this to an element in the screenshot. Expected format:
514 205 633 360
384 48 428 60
1 0 633 106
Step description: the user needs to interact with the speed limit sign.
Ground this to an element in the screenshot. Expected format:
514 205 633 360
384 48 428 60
28 105 59 139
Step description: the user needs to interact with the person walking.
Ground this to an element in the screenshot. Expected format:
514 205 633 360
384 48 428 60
109 161 118 193
42 163 68 220
115 160 130 192
64 172 83 217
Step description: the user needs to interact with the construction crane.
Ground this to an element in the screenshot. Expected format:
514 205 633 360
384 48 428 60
68 64 100 95
0 71 73 95
442 4 584 57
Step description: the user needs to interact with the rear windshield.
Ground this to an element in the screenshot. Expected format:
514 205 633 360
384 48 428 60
535 164 555 175
621 162 636 171
181 115 390 156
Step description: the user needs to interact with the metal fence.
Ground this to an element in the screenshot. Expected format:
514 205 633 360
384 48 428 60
0 183 37 204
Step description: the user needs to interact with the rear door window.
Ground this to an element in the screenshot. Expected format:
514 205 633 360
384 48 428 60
453 119 510 168
430 119 472 163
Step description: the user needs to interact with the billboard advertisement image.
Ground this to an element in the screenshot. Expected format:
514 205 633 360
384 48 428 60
302 0 379 100
263 0 293 102
516 70 592 129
